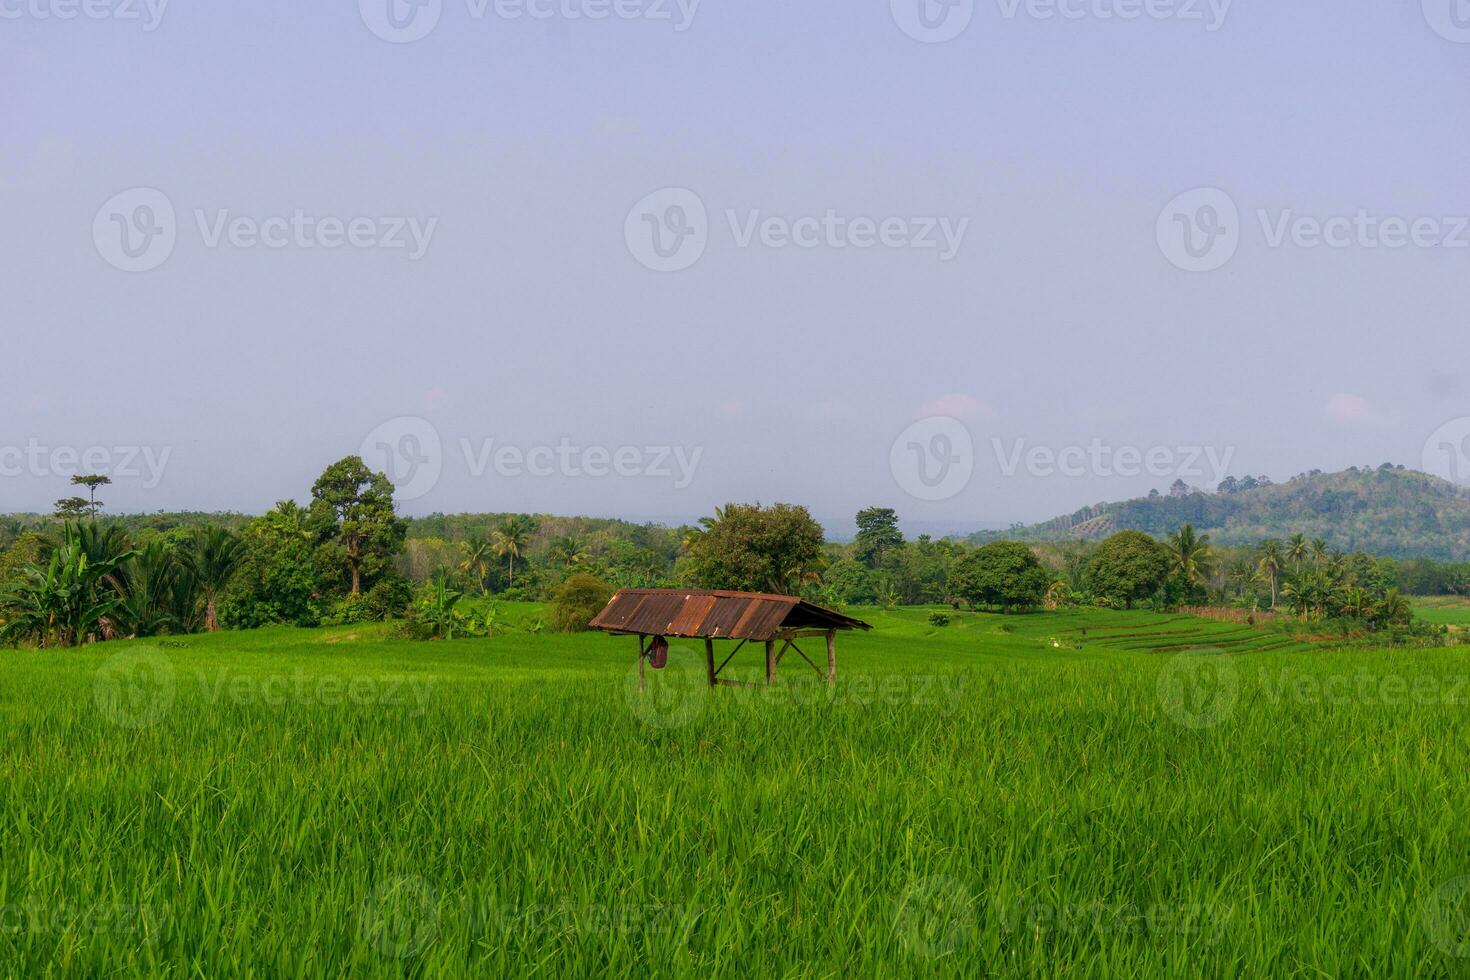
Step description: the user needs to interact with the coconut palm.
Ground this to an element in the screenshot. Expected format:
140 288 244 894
1167 524 1216 585
457 538 495 595
547 536 589 569
1286 533 1308 570
185 526 246 632
262 500 313 541
1310 538 1329 568
491 517 535 590
1256 539 1285 609
679 506 728 555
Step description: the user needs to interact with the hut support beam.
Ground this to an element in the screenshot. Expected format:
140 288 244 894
713 639 747 680
636 634 647 692
765 640 776 685
826 630 836 684
704 638 715 687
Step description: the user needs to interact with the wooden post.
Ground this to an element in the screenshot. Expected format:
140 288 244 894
825 629 837 685
705 637 716 687
637 634 645 693
765 639 776 685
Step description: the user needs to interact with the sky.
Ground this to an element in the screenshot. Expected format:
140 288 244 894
4 0 1470 536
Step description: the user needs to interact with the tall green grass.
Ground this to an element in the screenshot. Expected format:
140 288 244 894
2 607 1470 977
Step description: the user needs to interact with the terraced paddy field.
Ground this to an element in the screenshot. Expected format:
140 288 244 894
4 605 1470 977
1412 597 1470 628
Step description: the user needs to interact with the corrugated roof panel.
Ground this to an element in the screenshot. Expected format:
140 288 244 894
589 589 870 641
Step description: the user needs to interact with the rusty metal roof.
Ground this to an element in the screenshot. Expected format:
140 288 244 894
589 589 871 641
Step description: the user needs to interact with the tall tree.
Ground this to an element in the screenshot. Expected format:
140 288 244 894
1257 539 1284 609
1287 533 1308 571
852 507 904 569
492 516 536 590
309 457 406 596
458 538 495 595
70 474 112 516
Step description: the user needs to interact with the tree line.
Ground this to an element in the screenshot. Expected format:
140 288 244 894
0 462 1445 647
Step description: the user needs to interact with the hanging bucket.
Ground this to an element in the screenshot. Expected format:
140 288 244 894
649 636 669 669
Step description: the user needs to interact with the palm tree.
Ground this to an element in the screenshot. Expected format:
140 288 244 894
458 538 495 595
263 500 313 541
547 535 588 569
680 506 728 555
115 540 181 638
1166 524 1216 586
1287 533 1308 571
185 527 246 632
1310 538 1329 568
0 527 133 647
491 517 535 590
1256 539 1284 609
1374 589 1412 627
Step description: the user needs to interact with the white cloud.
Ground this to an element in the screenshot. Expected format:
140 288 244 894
916 394 995 420
1324 393 1375 425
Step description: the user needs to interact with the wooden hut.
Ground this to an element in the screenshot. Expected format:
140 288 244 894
589 588 872 690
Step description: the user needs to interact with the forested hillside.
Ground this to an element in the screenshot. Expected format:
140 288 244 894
972 467 1470 560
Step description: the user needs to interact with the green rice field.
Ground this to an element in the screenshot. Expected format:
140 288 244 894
5 606 1470 977
1412 597 1470 627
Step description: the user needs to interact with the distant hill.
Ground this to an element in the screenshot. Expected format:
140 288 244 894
970 468 1470 560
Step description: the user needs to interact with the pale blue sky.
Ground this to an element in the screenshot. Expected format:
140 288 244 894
4 0 1468 533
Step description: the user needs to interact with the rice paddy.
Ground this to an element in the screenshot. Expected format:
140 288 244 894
3 606 1470 977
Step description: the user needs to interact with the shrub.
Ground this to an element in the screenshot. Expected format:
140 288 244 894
928 612 951 628
550 573 615 633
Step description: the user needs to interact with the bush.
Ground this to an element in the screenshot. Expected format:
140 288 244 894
550 573 615 633
928 612 951 628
